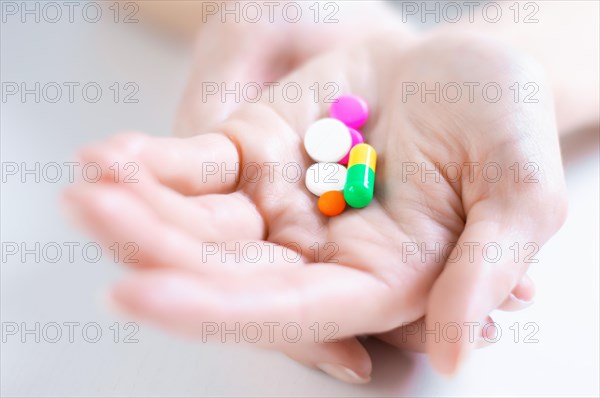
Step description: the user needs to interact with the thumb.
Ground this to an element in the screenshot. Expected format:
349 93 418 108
426 194 567 375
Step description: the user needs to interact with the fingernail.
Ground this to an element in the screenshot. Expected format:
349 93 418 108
509 293 534 306
317 363 370 384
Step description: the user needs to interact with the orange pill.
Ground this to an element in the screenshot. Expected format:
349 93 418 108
318 190 346 217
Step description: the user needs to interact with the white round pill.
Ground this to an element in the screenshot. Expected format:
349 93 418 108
304 118 352 163
305 163 347 196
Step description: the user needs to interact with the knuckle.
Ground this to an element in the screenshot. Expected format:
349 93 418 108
218 103 299 164
517 186 569 236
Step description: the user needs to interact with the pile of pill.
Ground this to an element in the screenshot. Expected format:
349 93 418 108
303 95 377 217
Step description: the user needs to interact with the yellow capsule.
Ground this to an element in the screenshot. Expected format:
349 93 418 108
348 143 376 173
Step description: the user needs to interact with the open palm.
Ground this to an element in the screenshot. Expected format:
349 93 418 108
64 28 566 383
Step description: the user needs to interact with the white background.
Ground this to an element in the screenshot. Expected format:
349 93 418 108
1 2 599 397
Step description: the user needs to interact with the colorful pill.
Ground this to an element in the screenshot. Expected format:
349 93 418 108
330 95 369 129
304 118 352 163
305 162 347 196
318 191 346 217
343 144 376 208
339 127 364 165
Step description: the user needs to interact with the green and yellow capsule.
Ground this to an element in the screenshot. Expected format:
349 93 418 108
343 143 376 208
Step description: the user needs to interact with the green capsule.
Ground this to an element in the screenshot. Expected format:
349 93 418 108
344 164 375 208
343 144 377 208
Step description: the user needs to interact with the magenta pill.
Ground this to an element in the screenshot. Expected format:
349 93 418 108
330 95 369 129
339 128 364 165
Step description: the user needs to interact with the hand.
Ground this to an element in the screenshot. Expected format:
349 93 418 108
63 23 566 384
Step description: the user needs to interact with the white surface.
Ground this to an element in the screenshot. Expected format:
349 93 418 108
305 163 347 196
2 8 599 398
304 118 352 163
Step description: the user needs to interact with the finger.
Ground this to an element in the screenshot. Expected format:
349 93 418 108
285 339 372 384
63 182 212 269
62 182 287 271
426 196 567 375
111 264 408 344
376 316 497 353
77 131 240 195
498 274 536 311
119 166 265 242
175 22 290 136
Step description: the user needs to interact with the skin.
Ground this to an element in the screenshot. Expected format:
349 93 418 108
63 13 568 384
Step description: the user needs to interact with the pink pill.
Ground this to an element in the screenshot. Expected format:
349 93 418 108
330 95 369 129
339 128 364 165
